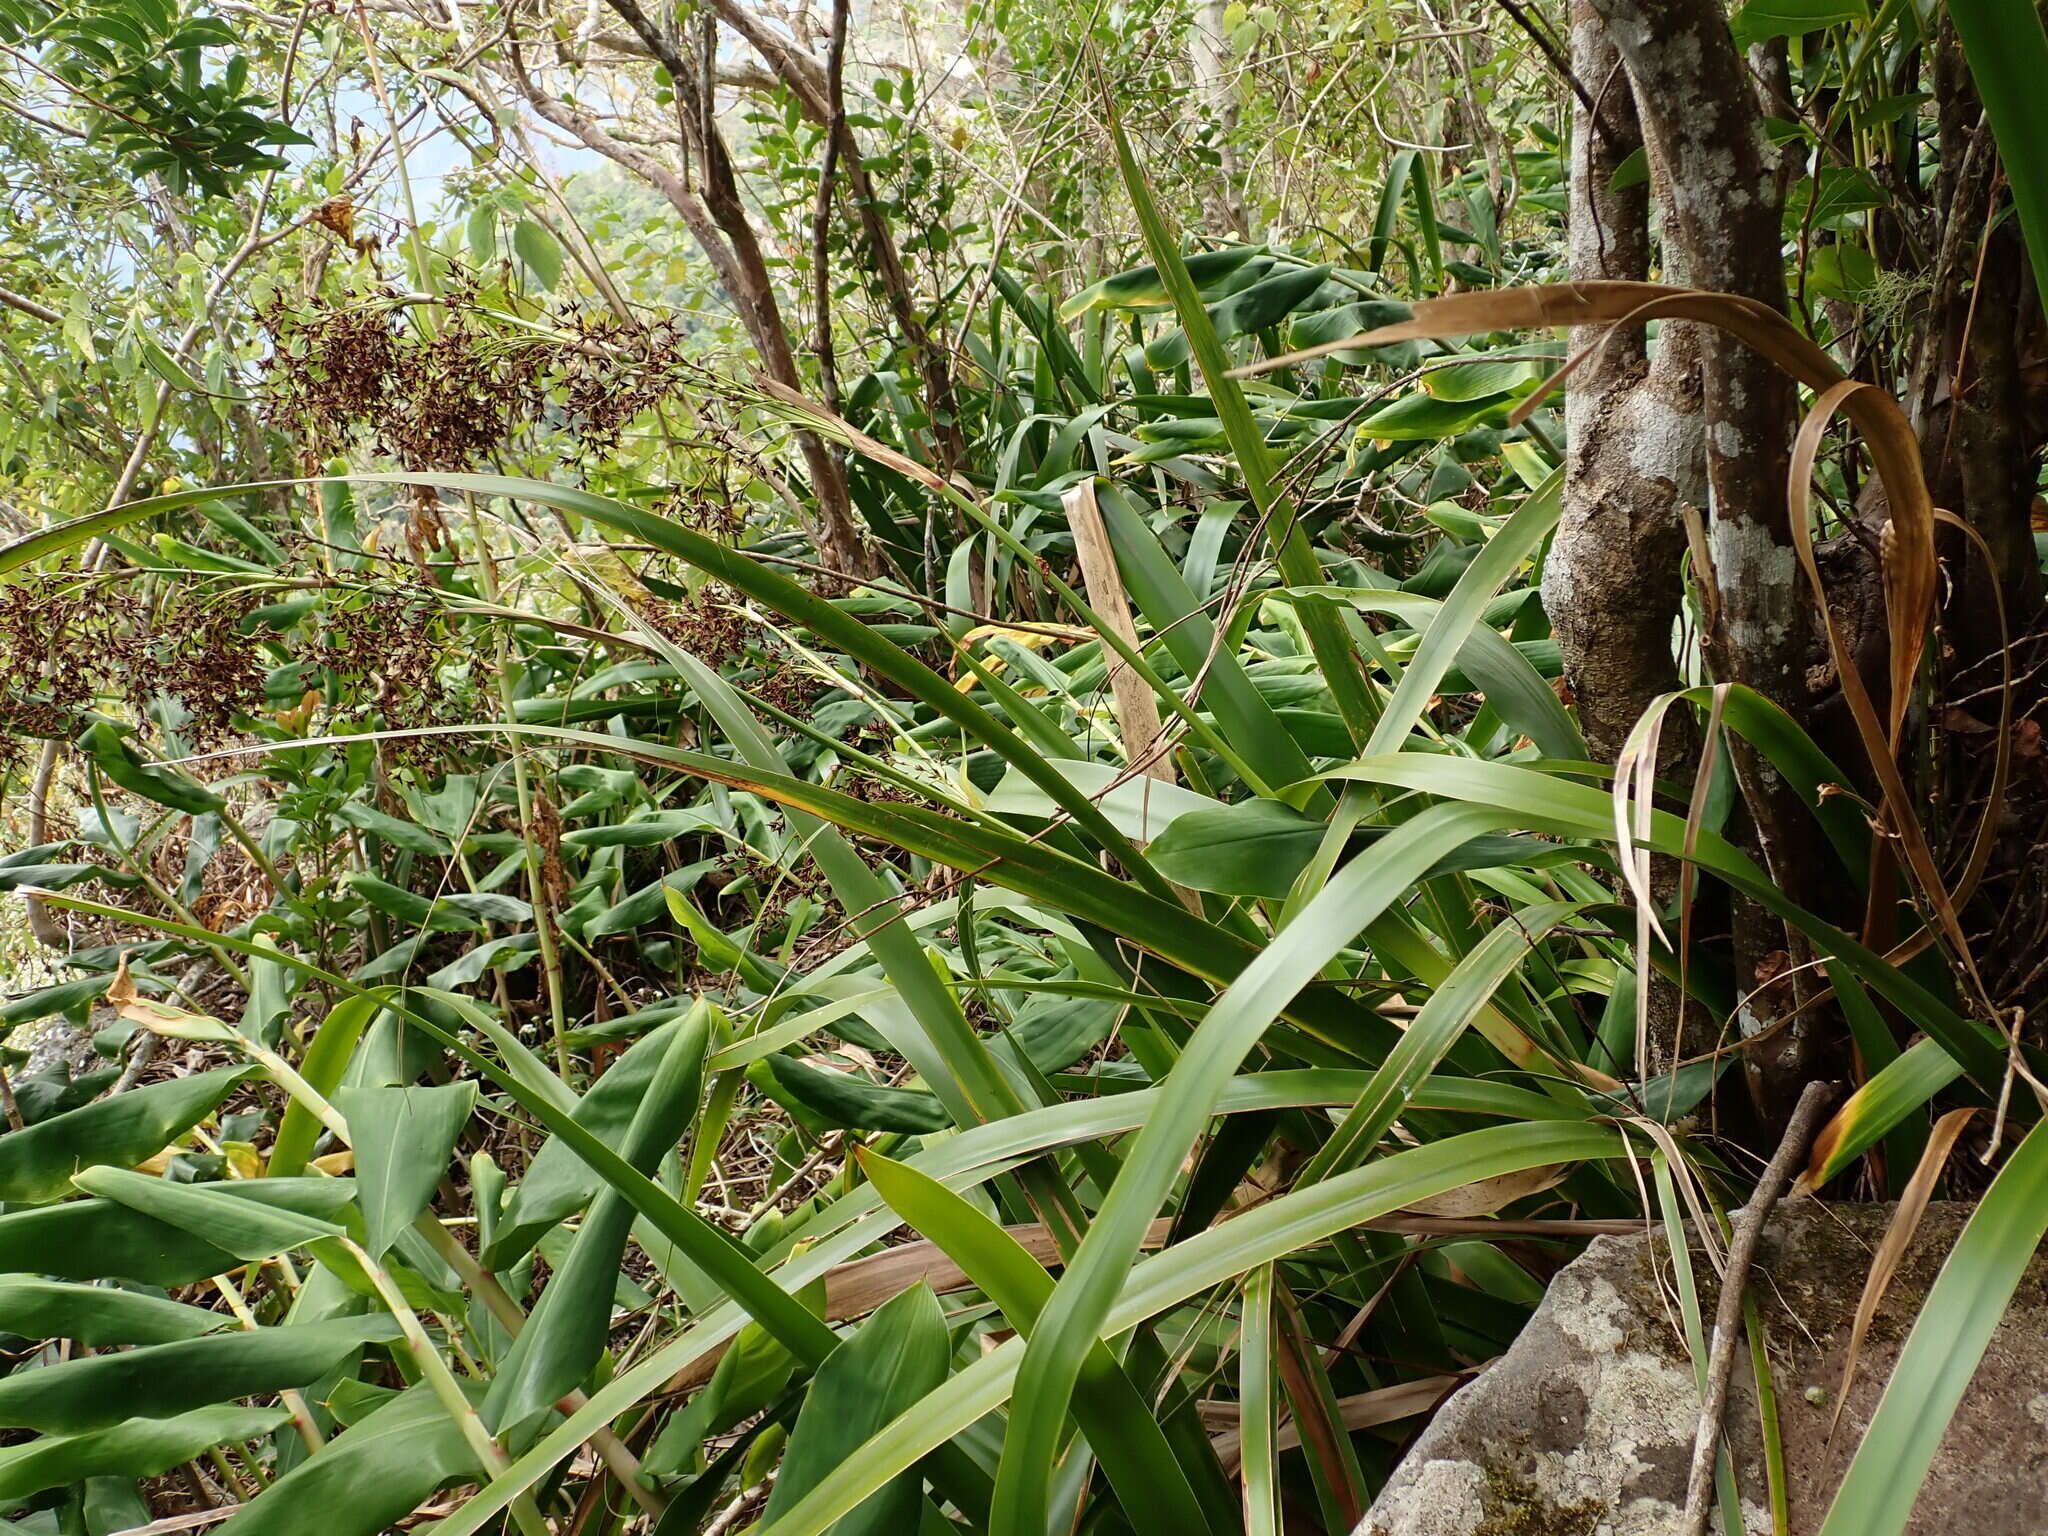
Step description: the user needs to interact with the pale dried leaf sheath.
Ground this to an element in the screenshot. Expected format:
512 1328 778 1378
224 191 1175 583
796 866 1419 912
1062 480 1175 786
1208 1376 1461 1474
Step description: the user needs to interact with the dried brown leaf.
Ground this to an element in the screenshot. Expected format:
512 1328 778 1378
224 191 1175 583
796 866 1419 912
1827 1107 1977 1445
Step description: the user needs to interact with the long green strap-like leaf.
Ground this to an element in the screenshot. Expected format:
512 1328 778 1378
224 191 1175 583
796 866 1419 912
858 1151 1223 1536
418 1062 1592 1536
1106 106 1383 747
483 1004 708 1431
1327 756 2011 1093
1359 472 1561 758
988 800 1520 1536
1092 481 1322 800
1237 1263 1282 1536
1818 1117 2048 1536
756 1120 1627 1536
1298 900 1585 1184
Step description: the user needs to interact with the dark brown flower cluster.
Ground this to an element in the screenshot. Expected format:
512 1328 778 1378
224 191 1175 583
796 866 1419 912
0 577 145 752
837 773 928 807
749 659 820 717
640 582 752 665
259 288 700 472
555 316 698 461
143 590 268 748
0 578 264 756
389 309 548 470
314 588 482 750
654 467 746 544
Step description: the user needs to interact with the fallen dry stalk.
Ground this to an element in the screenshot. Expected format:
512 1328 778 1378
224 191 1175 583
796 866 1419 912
1679 1079 1835 1536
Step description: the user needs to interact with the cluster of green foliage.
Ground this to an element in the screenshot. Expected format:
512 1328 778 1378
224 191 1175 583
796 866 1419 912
0 1 2044 1534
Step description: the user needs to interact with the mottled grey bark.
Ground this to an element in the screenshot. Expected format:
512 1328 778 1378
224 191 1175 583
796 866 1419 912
1577 0 1833 1116
1189 0 1251 238
1547 0 1700 769
1546 3 1707 1073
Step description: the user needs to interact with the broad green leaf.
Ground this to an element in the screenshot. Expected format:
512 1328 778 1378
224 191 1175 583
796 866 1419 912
0 1277 229 1345
334 1082 477 1257
985 755 1221 842
0 1315 401 1433
484 1003 710 1431
0 1064 258 1205
1804 1037 1968 1190
345 872 472 930
75 721 222 816
1057 245 1265 318
0 974 116 1029
1732 0 1868 44
1421 354 1542 402
270 993 384 1179
1147 796 1578 899
752 1055 950 1134
484 1013 700 1268
1005 992 1115 1074
215 1383 478 1536
0 1180 357 1286
1354 390 1514 441
0 862 103 893
559 808 721 847
465 203 497 264
512 218 562 289
1143 262 1334 368
0 1406 287 1503
438 891 533 924
333 800 452 857
759 1285 953 1536
73 1167 347 1259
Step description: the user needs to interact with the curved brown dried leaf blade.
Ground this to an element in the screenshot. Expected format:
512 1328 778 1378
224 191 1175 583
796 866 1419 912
1787 383 1988 1002
1827 1106 1978 1445
1237 280 1936 755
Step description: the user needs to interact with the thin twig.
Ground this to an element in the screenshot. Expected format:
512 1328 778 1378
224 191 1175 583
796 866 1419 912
810 0 849 414
110 1505 241 1536
1679 1080 1835 1536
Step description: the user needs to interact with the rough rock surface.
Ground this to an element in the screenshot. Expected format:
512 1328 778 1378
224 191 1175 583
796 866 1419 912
1358 1201 2048 1535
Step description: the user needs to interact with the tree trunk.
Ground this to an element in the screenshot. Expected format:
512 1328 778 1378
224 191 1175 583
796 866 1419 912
1546 0 1707 1073
1580 0 1836 1118
699 0 973 480
1188 0 1251 239
1904 18 2047 671
510 19 880 582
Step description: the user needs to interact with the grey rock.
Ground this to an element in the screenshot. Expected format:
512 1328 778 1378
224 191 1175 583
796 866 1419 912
1359 1201 2048 1535
21 1016 98 1080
